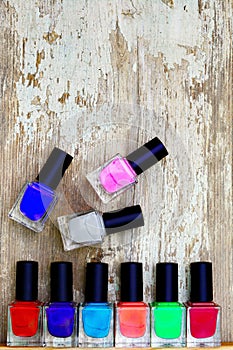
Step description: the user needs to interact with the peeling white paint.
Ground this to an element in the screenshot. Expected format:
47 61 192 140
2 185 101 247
9 0 216 145
118 0 214 72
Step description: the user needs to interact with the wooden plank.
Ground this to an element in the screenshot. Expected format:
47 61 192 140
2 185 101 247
0 346 232 350
0 0 232 344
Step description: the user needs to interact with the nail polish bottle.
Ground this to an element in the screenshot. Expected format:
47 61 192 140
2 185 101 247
115 262 150 347
57 205 144 251
7 261 43 346
150 262 186 347
43 262 78 347
9 147 73 232
185 261 221 347
86 137 168 203
79 262 114 347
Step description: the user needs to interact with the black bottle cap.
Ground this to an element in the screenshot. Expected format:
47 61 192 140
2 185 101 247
85 262 108 303
126 137 168 175
190 261 213 302
156 262 178 302
102 205 144 234
36 147 73 190
120 262 143 302
15 261 38 301
50 262 73 302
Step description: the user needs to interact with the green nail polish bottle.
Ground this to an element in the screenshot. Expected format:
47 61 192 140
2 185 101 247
150 262 186 347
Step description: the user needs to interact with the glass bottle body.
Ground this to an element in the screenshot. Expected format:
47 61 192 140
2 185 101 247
57 211 106 251
115 301 150 347
78 302 114 347
86 154 137 203
185 302 221 347
43 301 78 347
9 181 57 232
7 300 43 346
150 301 186 347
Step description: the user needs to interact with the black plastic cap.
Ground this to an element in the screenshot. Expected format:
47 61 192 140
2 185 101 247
126 137 168 175
85 262 108 302
190 261 213 302
36 147 73 190
102 205 144 234
120 262 143 302
50 262 73 302
156 262 178 302
15 261 38 301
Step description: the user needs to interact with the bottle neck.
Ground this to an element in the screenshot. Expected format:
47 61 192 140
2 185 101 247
186 301 216 307
117 301 147 307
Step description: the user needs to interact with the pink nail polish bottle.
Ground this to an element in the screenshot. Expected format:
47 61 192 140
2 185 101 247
86 137 168 203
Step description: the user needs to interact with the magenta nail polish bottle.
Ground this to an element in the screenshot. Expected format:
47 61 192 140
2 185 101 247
185 262 221 347
86 137 168 203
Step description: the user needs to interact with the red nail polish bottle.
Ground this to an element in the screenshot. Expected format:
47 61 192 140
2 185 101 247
115 262 150 347
7 261 43 346
185 261 221 347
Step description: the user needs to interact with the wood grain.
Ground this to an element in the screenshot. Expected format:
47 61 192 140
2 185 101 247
0 0 232 343
0 346 232 350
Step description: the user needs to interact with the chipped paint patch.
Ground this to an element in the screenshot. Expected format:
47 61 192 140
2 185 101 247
58 92 70 104
10 0 216 145
43 31 62 45
161 0 175 9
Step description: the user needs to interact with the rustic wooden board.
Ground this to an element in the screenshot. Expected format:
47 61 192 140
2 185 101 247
0 0 232 343
0 346 232 350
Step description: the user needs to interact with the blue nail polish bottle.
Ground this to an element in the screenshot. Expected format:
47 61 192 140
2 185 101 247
9 147 73 232
43 262 78 347
79 262 114 347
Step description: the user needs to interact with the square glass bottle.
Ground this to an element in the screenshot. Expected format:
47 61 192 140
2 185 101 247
7 261 43 346
115 262 150 347
150 262 186 347
185 261 221 347
43 262 78 347
57 205 144 250
86 137 168 203
9 147 73 232
78 262 114 347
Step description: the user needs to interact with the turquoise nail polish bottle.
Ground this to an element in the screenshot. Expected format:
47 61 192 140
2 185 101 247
78 262 114 347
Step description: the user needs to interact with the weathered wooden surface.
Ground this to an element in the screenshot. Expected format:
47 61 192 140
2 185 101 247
0 0 232 343
0 343 233 350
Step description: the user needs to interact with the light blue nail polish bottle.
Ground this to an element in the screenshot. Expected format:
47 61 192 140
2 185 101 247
78 262 114 347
